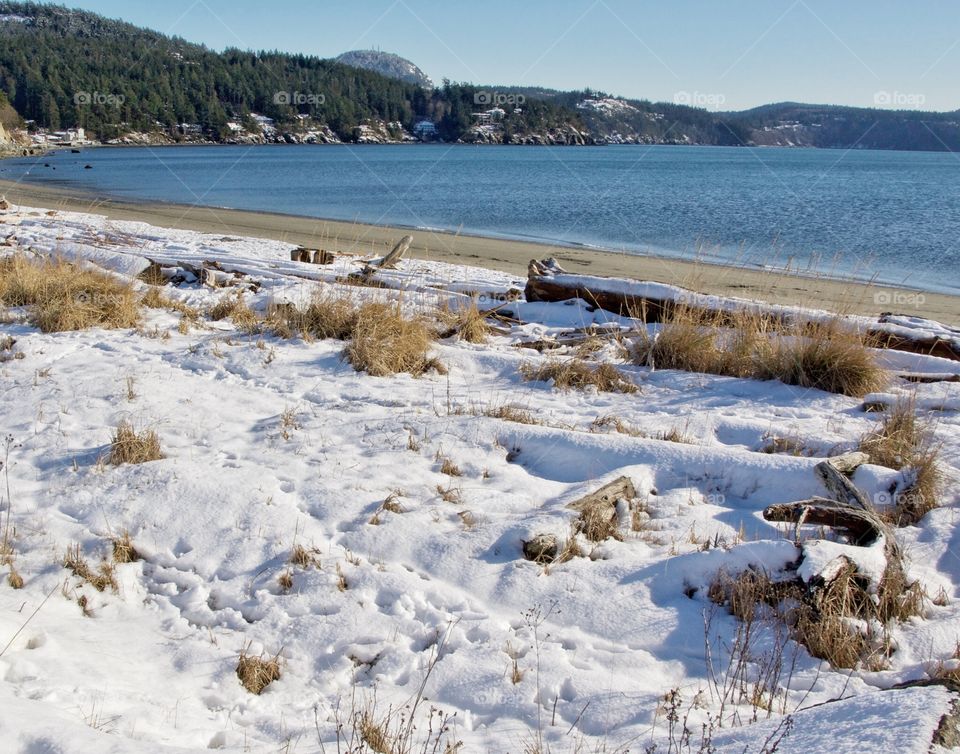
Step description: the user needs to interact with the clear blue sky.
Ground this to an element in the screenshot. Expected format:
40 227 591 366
42 0 960 111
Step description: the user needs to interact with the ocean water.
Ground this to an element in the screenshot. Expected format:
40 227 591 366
3 143 959 293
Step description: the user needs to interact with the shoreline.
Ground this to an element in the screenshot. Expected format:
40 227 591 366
1 176 958 325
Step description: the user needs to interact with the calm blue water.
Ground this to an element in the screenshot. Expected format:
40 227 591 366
3 144 959 293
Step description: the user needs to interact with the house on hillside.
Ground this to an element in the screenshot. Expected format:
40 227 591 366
413 120 437 140
472 108 506 127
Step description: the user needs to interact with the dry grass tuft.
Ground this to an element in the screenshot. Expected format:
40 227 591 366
381 492 405 514
209 291 259 333
8 565 23 589
289 543 321 569
557 533 585 563
0 254 140 332
63 545 118 592
443 302 491 343
756 321 888 398
138 264 168 287
437 483 462 504
268 293 358 341
576 502 623 543
439 457 462 477
656 426 695 444
279 407 301 441
482 404 540 425
859 398 941 525
589 413 644 437
277 570 294 593
632 308 886 397
633 308 739 375
521 358 637 393
510 658 525 684
111 532 141 563
589 414 694 444
107 421 163 465
347 302 444 377
236 648 282 694
358 709 392 753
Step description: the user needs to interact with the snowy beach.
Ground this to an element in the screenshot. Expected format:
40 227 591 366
0 201 958 752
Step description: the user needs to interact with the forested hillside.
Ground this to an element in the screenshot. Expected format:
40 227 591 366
1 2 958 149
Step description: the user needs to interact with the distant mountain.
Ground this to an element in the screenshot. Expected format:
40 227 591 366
335 50 434 89
726 102 960 151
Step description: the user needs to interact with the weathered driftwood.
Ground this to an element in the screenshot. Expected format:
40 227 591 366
377 235 413 269
291 247 332 264
525 259 960 362
565 476 636 513
823 451 870 475
868 330 960 362
763 497 884 546
897 372 960 383
815 456 871 511
354 235 415 279
526 269 680 323
566 476 636 542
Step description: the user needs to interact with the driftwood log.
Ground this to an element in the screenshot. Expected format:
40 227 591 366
764 497 885 546
290 247 335 264
897 372 960 383
815 454 871 511
522 476 637 563
764 452 877 541
525 258 960 362
764 451 902 567
566 475 636 514
377 235 413 269
354 235 415 280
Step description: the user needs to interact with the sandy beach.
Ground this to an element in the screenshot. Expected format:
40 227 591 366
1 177 957 325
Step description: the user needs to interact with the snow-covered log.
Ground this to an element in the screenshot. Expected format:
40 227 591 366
524 258 960 361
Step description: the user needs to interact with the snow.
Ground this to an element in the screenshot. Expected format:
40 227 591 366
0 203 958 752
797 538 889 589
577 98 640 116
